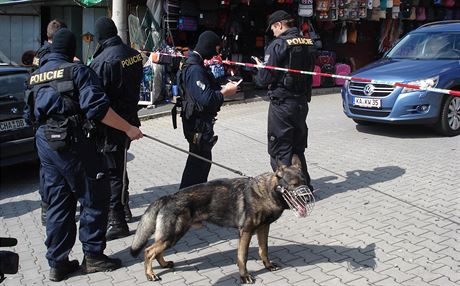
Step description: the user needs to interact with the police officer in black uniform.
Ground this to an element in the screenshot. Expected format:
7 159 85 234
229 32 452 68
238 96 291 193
255 10 316 191
33 19 67 226
24 28 143 282
90 17 143 240
178 31 238 189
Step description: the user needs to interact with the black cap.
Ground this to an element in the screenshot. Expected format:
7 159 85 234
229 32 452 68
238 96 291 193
51 28 76 60
95 17 118 44
194 31 221 60
266 10 294 32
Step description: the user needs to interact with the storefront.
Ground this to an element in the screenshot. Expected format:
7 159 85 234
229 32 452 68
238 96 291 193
132 0 460 105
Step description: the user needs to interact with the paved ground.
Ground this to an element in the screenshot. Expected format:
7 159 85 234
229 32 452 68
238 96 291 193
1 93 459 285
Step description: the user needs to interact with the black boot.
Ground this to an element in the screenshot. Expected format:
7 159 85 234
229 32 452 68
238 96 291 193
123 203 132 222
106 211 130 241
49 260 79 282
41 202 49 226
81 253 121 274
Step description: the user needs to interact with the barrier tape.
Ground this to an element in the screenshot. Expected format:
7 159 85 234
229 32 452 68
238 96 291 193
147 51 460 97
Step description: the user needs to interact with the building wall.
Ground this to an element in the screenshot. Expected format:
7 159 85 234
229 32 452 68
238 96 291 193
0 5 41 64
0 1 109 65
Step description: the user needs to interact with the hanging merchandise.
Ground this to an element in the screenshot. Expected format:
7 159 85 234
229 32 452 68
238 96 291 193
139 58 154 105
337 22 347 44
204 55 225 79
299 0 314 17
347 23 358 44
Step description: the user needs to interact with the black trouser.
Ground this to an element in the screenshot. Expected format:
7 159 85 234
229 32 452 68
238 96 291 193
180 141 213 189
107 142 130 222
180 118 215 189
267 97 313 190
36 126 110 267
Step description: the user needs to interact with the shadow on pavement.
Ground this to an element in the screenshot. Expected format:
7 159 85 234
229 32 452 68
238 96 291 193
0 160 40 199
355 123 441 138
313 165 405 202
120 241 376 283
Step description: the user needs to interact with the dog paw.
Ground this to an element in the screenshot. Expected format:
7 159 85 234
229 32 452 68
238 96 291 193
146 273 161 281
162 261 174 268
266 262 280 271
240 274 255 284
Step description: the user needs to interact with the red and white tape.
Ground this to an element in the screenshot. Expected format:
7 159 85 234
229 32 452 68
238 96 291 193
147 51 460 97
223 60 460 97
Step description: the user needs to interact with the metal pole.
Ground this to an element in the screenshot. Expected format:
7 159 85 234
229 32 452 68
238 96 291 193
112 0 128 44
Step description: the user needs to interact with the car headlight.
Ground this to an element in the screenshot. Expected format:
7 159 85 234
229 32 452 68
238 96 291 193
401 76 439 94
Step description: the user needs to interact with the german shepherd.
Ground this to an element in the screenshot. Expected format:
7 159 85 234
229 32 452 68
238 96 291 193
130 155 309 284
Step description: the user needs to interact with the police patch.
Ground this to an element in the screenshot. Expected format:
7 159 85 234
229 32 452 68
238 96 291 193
196 81 206 90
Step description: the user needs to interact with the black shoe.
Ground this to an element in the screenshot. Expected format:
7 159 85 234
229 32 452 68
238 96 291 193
49 260 79 282
81 254 121 274
106 221 130 241
41 202 49 226
123 203 132 222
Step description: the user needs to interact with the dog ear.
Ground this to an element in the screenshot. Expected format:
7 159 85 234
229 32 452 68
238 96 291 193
291 154 302 170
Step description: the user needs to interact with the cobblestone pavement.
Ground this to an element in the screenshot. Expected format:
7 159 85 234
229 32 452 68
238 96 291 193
1 93 459 286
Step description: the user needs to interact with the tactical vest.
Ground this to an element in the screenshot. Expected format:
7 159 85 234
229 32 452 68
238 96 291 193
171 60 205 129
93 44 143 125
26 63 81 124
277 34 315 95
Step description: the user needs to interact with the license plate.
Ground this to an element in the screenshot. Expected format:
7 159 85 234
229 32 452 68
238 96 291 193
353 97 381 108
0 118 27 132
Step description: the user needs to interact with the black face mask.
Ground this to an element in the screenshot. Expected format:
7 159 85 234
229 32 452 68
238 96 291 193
50 28 76 60
194 31 221 60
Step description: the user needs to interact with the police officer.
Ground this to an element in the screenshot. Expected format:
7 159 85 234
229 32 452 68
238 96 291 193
33 19 67 226
255 10 316 191
178 31 238 189
33 19 67 68
24 28 143 282
90 17 143 240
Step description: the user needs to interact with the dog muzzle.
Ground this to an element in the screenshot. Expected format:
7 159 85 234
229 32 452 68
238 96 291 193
279 185 315 218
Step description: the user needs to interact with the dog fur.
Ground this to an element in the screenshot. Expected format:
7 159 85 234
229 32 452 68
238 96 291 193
130 155 307 283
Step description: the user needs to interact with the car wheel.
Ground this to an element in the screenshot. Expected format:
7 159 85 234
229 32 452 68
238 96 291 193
436 95 460 136
353 119 374 125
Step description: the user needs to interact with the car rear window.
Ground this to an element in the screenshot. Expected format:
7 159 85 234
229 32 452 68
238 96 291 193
0 73 27 101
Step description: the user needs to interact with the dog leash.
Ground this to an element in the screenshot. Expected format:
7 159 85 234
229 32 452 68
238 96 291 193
143 134 250 178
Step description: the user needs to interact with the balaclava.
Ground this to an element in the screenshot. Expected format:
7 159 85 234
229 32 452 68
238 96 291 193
194 31 221 60
50 28 76 60
95 17 118 44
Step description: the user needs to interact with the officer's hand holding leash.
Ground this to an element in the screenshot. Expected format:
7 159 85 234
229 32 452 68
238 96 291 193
101 107 144 140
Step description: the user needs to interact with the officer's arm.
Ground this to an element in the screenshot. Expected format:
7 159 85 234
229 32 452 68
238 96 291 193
255 41 283 88
101 108 143 140
74 65 142 140
186 67 224 110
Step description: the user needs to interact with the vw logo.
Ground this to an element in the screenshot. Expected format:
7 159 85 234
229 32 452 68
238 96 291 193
363 84 375 96
10 107 18 114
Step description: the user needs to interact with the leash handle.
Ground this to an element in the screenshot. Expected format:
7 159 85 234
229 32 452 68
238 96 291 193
144 134 249 178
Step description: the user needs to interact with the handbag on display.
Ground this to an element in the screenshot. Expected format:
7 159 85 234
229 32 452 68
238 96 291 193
416 6 426 20
347 23 358 44
299 0 314 17
337 22 348 44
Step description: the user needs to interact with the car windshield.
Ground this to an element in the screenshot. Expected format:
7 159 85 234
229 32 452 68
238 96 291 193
0 73 27 101
386 32 460 60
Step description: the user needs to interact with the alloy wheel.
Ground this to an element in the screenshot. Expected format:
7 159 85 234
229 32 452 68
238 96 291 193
447 97 460 131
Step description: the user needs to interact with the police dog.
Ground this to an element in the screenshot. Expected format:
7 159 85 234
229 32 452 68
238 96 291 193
131 155 309 284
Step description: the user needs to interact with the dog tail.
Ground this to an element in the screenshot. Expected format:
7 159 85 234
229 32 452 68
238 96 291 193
130 201 161 256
